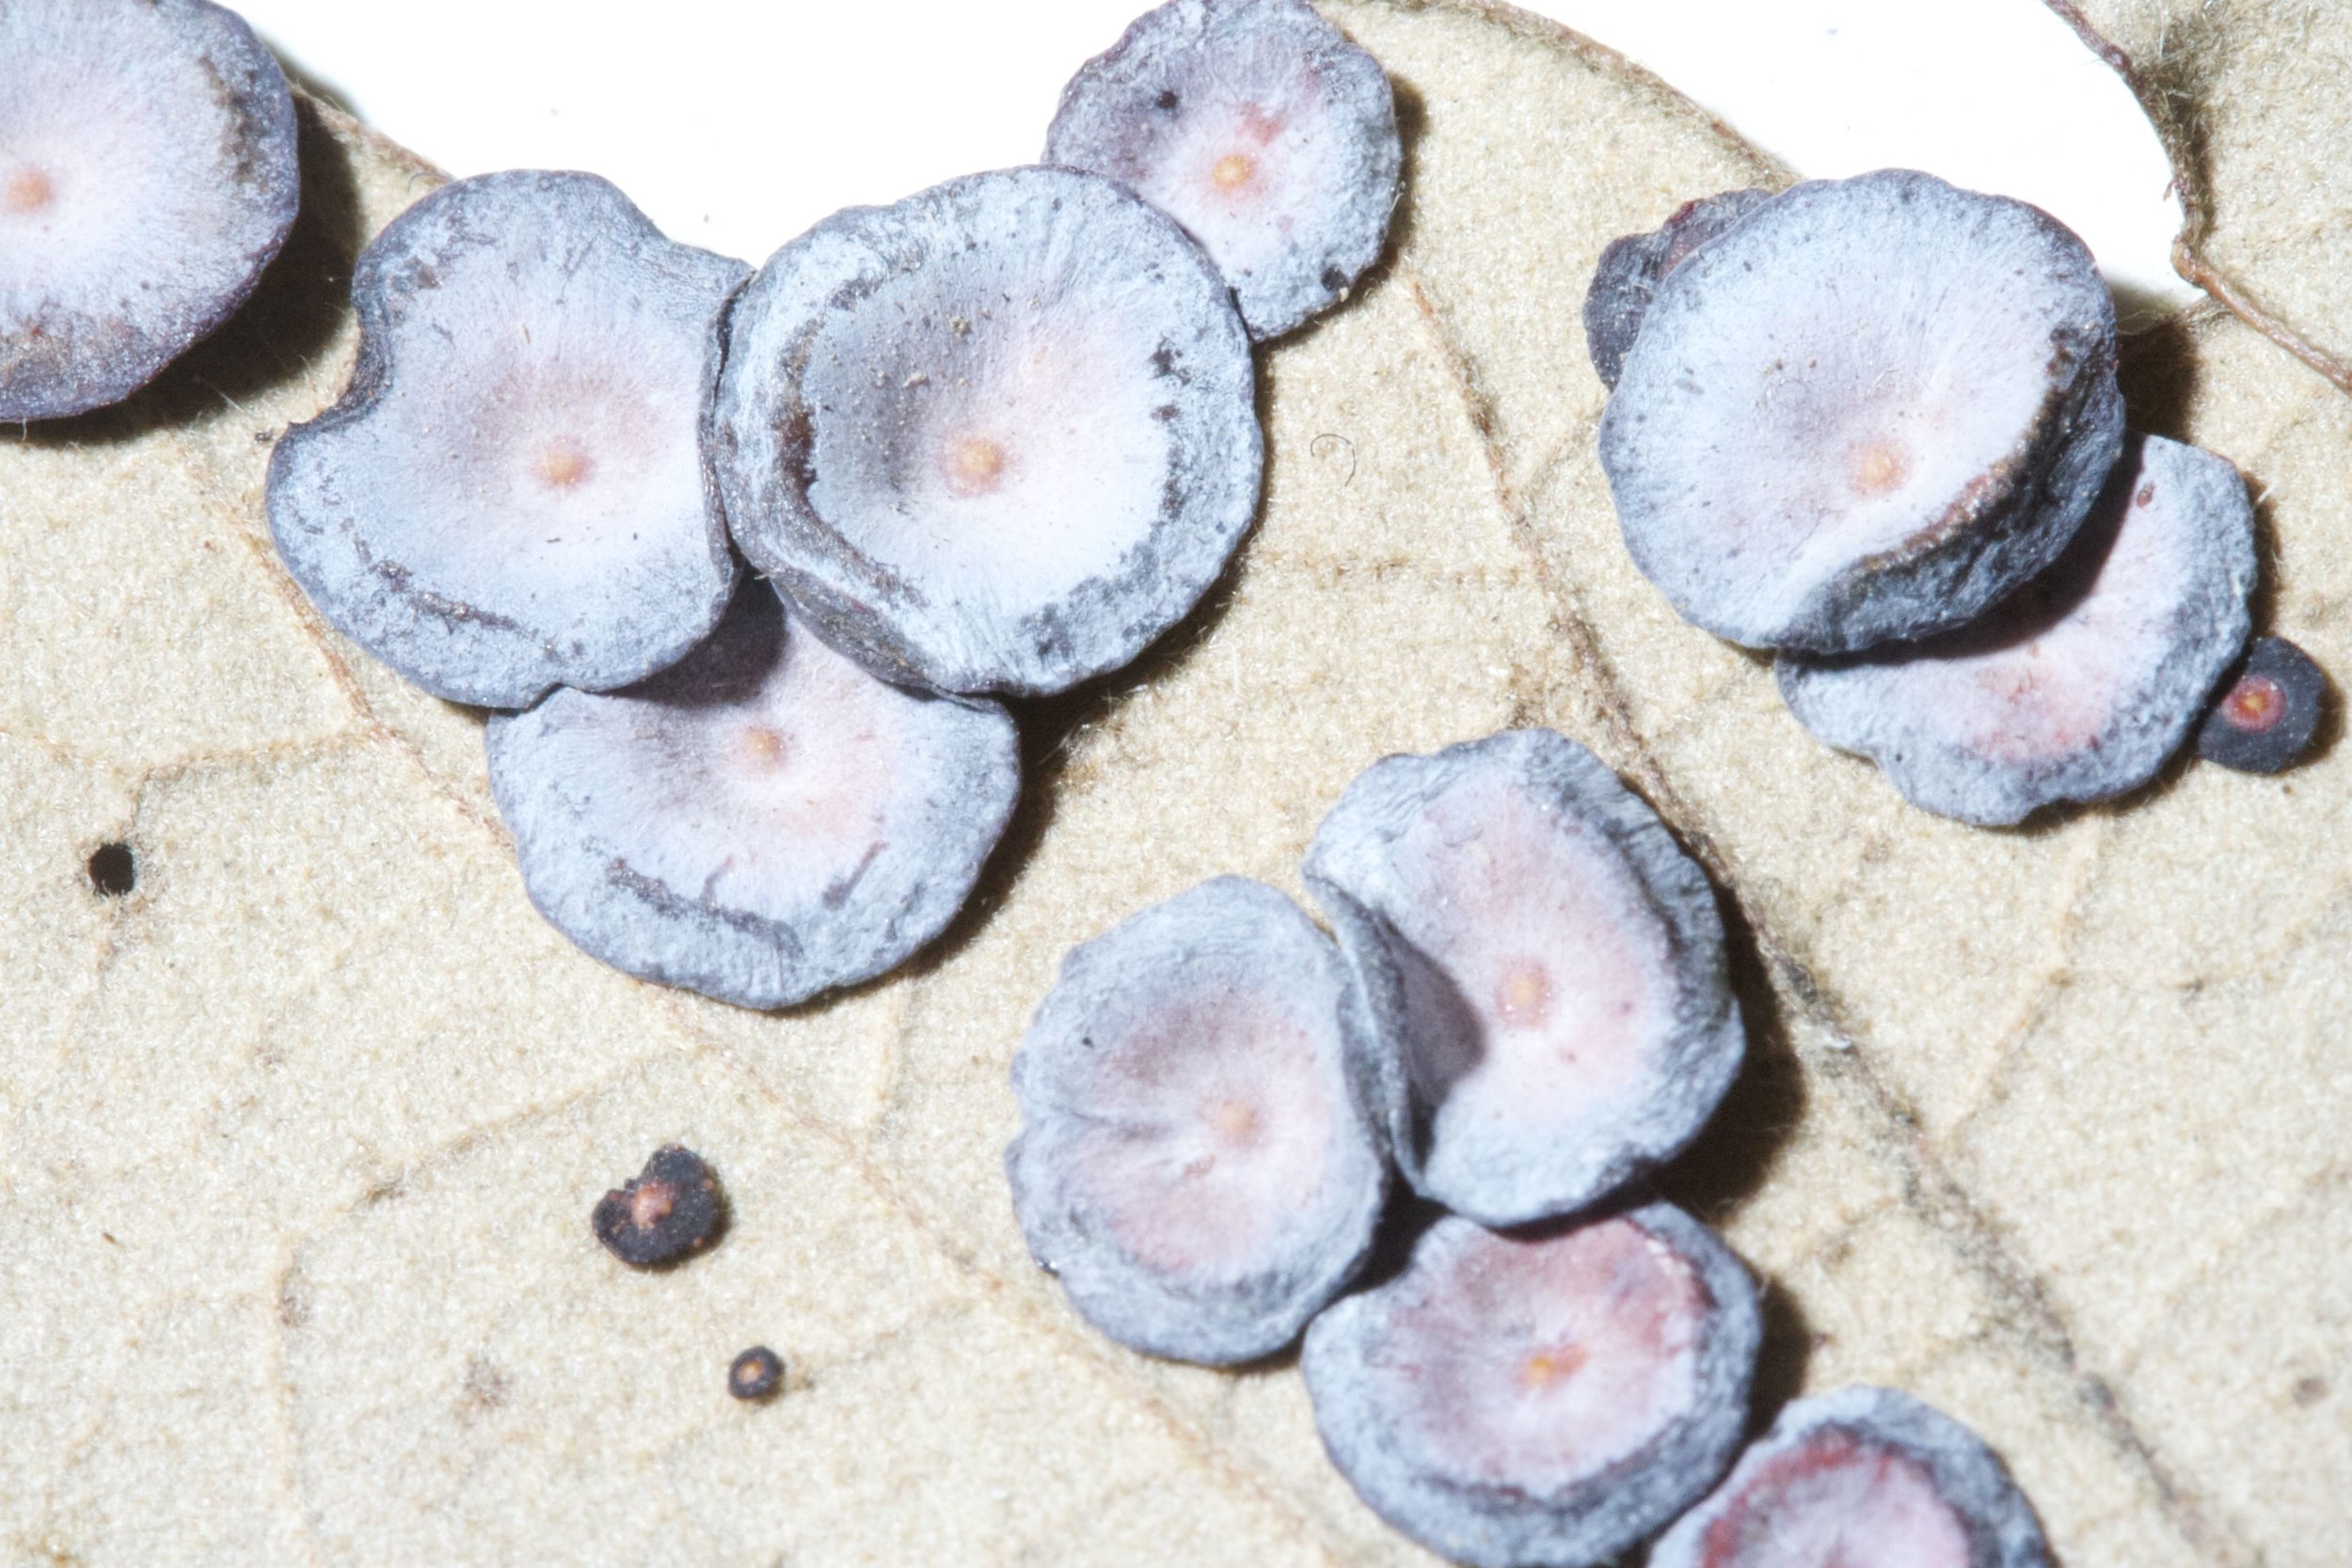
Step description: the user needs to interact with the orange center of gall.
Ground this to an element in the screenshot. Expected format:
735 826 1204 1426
1848 439 1911 498
3 167 54 214
2225 673 2287 733
737 724 788 770
1210 1099 1260 1143
1494 960 1553 1028
1211 153 1257 192
1518 1344 1587 1390
943 435 1008 498
535 437 594 490
628 1180 676 1232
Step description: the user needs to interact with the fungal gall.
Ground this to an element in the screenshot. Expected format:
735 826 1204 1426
592 1145 723 1269
1599 168 2123 653
728 1346 785 1401
1582 188 1775 390
1649 1386 2052 1568
1778 434 2257 825
486 586 1020 1010
1046 0 1402 341
712 166 1261 698
2196 635 2328 775
269 171 748 709
1007 877 1388 1365
1300 1205 1760 1568
0 0 298 420
1304 729 1742 1227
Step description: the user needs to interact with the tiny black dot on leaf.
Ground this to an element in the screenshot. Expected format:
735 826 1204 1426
87 842 135 897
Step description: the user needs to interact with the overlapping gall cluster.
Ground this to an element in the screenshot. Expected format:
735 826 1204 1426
249 0 1403 1008
1006 729 2052 1567
1589 169 2326 822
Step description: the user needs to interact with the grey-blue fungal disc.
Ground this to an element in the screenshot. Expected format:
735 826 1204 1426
1648 1386 2052 1568
1006 877 1389 1366
1045 0 1401 341
712 166 1262 699
1599 168 2124 654
1582 188 1775 391
1302 729 1742 1229
1301 1205 1761 1568
268 171 748 709
485 586 1020 1011
1777 433 2257 827
0 0 297 420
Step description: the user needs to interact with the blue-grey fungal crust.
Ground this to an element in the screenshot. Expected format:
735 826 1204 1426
1301 1204 1760 1568
1304 729 1742 1228
1007 877 1389 1366
1046 0 1403 341
0 0 298 420
712 166 1262 699
485 586 1020 1010
1778 434 2257 825
268 170 748 709
1600 168 2124 654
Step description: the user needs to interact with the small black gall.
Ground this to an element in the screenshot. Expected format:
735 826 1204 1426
728 1345 785 1401
591 1145 723 1268
2197 636 2328 775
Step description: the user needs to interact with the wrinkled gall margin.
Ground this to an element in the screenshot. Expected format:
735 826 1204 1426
1582 187 1775 391
1301 1205 1761 1568
1778 434 2257 826
1046 0 1403 341
1599 168 2124 654
0 0 298 420
1303 729 1742 1228
1007 877 1389 1365
485 587 1021 1011
1649 1386 2053 1568
268 170 747 709
711 166 1262 699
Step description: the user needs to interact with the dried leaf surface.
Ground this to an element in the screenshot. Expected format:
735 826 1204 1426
1 7 2344 1565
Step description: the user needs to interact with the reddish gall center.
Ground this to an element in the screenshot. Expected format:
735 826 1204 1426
736 723 789 770
1493 959 1554 1027
628 1180 677 1232
3 166 55 215
1212 152 1259 192
1518 1343 1589 1389
1209 1097 1262 1145
2222 673 2288 734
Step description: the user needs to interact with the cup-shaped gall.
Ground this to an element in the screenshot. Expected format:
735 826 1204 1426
2197 635 2329 775
1599 168 2124 654
712 166 1262 699
0 0 297 420
1778 433 2257 826
1045 0 1402 341
1301 1205 1761 1568
1302 729 1742 1229
1582 188 1775 391
268 171 748 709
485 586 1020 1010
1649 1386 2053 1568
1006 877 1389 1365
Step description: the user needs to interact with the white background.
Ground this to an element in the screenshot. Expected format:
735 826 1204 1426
232 0 2191 316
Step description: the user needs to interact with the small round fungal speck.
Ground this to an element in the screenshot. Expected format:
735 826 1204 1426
1582 188 1775 390
0 0 298 420
87 842 135 898
1778 433 2257 826
728 1346 785 1401
1046 0 1403 341
712 166 1261 698
1300 1205 1761 1568
486 585 1021 1010
268 170 749 709
592 1145 723 1269
1007 877 1389 1365
1599 168 2124 653
2196 636 2328 775
1649 1386 2053 1568
1303 729 1742 1228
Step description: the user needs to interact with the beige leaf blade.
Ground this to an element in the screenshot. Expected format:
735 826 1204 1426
1 6 2343 1566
